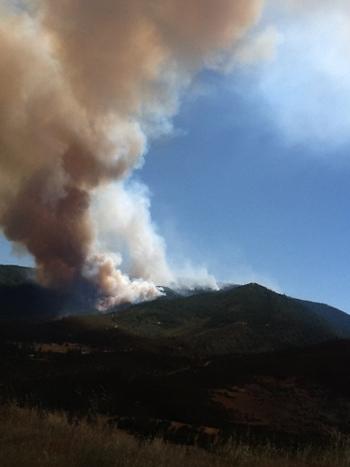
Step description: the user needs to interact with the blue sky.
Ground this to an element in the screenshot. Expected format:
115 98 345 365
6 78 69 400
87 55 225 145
1 1 350 312
135 69 350 312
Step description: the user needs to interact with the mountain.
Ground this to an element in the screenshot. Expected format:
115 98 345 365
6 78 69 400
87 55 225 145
0 265 61 319
0 265 97 319
0 264 35 286
297 299 350 339
1 265 350 444
0 264 350 355
111 283 350 354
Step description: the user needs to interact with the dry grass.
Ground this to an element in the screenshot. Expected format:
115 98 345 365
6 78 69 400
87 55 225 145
0 405 349 467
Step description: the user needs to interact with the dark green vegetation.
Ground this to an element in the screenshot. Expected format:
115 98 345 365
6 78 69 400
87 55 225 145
1 264 350 465
0 264 35 286
111 283 350 354
1 264 350 354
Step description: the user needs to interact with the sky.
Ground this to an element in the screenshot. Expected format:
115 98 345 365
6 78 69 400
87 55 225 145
1 1 350 311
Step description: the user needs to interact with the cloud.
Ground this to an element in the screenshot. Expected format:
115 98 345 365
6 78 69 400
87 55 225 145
250 2 350 149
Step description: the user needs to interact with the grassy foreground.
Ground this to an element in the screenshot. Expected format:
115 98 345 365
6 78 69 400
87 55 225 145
0 405 349 467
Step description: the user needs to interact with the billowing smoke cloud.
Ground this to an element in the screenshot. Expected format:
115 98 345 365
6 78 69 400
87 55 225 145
0 0 263 306
91 182 173 286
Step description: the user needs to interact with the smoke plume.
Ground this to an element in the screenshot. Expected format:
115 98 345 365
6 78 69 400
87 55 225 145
0 0 262 306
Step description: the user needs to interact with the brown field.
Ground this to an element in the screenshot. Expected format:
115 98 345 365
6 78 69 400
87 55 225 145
33 342 93 354
0 404 349 467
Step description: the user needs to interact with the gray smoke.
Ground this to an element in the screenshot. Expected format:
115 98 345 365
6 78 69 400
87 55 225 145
0 0 263 306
